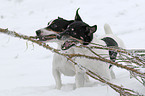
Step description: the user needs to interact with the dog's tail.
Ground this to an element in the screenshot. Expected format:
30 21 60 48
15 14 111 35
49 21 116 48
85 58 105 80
104 24 113 34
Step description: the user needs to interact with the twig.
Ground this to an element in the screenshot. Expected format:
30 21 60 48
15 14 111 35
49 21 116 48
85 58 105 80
68 53 145 78
84 45 145 66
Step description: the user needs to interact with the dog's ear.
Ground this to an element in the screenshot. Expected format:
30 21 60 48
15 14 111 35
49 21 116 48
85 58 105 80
87 25 97 35
61 40 77 50
75 8 82 21
58 16 63 19
90 25 97 33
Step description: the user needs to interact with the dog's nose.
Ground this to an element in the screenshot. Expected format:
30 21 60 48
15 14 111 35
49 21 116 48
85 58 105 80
36 30 41 36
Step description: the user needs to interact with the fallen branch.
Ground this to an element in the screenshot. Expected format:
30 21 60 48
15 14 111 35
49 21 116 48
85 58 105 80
0 28 144 95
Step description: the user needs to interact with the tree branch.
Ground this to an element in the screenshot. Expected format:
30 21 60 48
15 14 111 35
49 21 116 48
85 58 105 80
0 28 144 95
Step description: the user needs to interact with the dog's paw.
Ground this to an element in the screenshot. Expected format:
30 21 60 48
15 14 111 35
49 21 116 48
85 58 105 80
55 84 62 90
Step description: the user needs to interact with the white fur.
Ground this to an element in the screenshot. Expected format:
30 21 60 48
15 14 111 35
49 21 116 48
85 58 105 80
52 44 75 89
41 24 125 89
38 28 63 43
39 28 57 36
99 24 125 48
104 23 113 34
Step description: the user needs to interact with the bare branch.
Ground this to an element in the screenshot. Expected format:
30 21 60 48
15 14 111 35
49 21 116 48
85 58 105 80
0 28 144 95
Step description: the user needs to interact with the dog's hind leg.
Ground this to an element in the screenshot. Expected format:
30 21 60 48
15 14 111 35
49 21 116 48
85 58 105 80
53 68 62 89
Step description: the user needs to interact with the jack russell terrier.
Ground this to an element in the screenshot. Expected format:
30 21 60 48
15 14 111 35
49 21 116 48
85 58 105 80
36 8 125 89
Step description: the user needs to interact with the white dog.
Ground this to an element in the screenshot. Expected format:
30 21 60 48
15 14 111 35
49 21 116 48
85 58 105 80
36 9 125 89
57 22 125 88
36 23 125 89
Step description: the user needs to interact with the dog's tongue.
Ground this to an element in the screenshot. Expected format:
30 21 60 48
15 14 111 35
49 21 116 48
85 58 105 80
61 41 76 50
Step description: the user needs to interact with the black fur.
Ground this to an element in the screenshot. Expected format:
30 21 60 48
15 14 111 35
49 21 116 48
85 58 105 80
36 8 81 41
46 17 74 32
57 8 97 47
101 37 118 68
36 17 73 36
58 21 97 45
75 8 82 21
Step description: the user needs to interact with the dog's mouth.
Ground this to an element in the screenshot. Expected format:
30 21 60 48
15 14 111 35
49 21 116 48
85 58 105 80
37 34 57 41
61 40 79 50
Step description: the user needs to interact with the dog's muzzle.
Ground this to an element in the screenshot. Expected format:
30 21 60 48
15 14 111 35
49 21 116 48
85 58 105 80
35 30 57 41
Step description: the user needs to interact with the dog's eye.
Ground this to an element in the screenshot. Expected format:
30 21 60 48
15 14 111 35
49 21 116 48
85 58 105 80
71 28 74 31
51 24 57 28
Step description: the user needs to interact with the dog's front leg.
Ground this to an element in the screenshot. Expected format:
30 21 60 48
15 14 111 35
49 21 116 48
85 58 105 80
75 65 85 88
110 69 116 79
53 68 62 89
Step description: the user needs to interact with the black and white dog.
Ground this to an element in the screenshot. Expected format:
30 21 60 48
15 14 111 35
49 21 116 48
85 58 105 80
36 9 125 89
36 9 85 89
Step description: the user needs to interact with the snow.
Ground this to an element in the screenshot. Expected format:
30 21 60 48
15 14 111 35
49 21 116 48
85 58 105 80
0 0 145 95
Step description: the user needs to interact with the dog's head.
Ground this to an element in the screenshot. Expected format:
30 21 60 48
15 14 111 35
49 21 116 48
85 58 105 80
36 17 74 41
35 8 82 42
58 21 97 44
57 21 97 50
56 9 97 50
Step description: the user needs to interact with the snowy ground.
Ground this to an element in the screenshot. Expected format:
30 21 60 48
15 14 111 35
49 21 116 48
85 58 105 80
0 0 145 96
